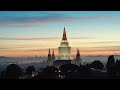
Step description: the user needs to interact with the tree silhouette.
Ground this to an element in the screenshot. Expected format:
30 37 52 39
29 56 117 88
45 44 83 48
6 64 22 79
106 55 116 73
26 66 36 75
78 65 91 72
0 71 6 79
116 59 119 64
42 66 58 73
107 55 115 64
89 60 104 70
59 64 79 72
115 60 120 73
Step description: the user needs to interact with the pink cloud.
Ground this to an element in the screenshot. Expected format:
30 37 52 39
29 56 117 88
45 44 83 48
0 47 12 49
0 37 92 41
0 37 60 41
70 37 95 39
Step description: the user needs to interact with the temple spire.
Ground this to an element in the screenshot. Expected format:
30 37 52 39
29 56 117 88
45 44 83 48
77 49 80 55
62 26 67 41
48 48 51 55
52 49 54 55
52 49 55 60
76 48 81 61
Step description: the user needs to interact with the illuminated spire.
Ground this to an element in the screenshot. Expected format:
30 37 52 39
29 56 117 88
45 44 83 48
62 26 67 41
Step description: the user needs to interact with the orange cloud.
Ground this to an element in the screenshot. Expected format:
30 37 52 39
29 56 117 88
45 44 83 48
0 37 94 41
1 47 120 57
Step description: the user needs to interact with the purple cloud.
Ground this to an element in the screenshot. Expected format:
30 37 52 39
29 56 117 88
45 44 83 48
0 15 120 28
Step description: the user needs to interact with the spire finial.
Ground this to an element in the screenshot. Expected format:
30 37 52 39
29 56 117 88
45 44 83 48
62 27 67 41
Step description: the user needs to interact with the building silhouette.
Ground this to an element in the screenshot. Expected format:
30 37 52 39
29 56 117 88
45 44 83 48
47 27 82 68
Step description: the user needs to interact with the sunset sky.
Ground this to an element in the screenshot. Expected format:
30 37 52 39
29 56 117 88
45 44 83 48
0 11 120 57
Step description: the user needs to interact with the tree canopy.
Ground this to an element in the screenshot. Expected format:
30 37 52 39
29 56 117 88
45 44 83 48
6 64 22 79
59 64 79 72
89 60 104 70
26 66 36 75
42 66 59 73
106 55 116 73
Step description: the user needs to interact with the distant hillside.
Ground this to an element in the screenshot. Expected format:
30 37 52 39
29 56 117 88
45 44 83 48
0 56 9 59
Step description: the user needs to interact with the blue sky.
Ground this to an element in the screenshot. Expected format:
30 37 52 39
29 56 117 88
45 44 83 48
0 11 120 57
1 11 120 38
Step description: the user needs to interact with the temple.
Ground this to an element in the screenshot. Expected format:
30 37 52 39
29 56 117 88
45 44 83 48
47 27 82 68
